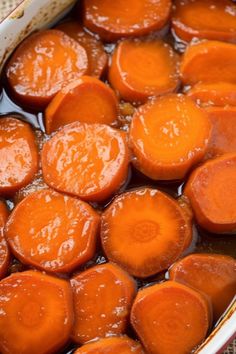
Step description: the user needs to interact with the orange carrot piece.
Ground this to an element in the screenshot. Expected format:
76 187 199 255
71 262 136 343
42 122 129 201
180 41 236 85
101 188 192 278
5 189 100 273
129 94 211 180
6 30 88 109
131 280 211 354
74 336 146 354
169 253 236 320
82 0 171 41
0 117 38 195
56 21 107 78
184 153 236 233
109 39 179 104
0 270 73 354
172 0 236 43
0 201 9 279
45 76 118 134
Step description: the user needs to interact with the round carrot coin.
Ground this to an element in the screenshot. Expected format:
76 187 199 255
0 270 73 354
109 39 179 103
0 117 38 195
42 122 129 201
82 0 171 41
5 189 100 273
6 30 88 109
101 188 192 278
129 94 211 180
0 201 9 279
45 76 118 134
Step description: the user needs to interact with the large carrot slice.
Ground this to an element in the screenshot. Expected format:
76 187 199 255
82 0 171 41
172 0 236 43
169 253 236 320
5 189 100 273
71 262 136 343
0 270 73 354
180 41 236 85
45 76 118 134
56 21 107 78
42 122 129 201
74 336 145 354
129 94 211 180
109 39 179 103
184 153 236 233
101 188 192 278
6 30 88 109
131 280 211 354
0 117 38 195
0 201 9 279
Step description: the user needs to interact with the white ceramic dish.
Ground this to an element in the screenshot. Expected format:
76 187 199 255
0 1 235 353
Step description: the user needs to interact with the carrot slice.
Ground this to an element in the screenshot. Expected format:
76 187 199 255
45 76 118 134
109 39 179 104
0 117 38 195
101 188 192 278
82 0 172 41
6 30 88 109
180 41 236 85
5 189 100 273
0 270 73 354
129 94 211 180
74 336 145 354
0 201 9 279
42 122 129 201
169 253 236 320
184 153 236 233
172 0 236 43
131 280 211 354
56 21 107 78
71 262 136 343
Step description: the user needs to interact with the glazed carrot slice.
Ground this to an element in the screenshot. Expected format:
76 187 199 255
6 30 88 109
74 336 145 354
172 0 236 43
129 94 211 180
0 117 38 195
0 201 9 279
71 262 136 343
42 122 129 201
56 21 107 78
131 280 211 354
109 39 179 104
101 188 192 278
180 41 236 85
5 189 100 273
184 153 236 233
45 76 118 134
82 0 172 41
0 270 73 354
169 253 236 320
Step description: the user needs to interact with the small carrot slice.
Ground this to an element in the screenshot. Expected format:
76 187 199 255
56 21 107 78
45 76 118 134
129 94 211 180
0 201 9 279
172 0 236 43
131 280 211 354
6 30 88 109
42 122 129 201
74 336 145 354
184 153 236 233
180 41 236 85
109 39 179 104
71 262 136 343
169 253 236 320
101 188 192 278
0 117 38 195
0 270 73 354
82 0 171 41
